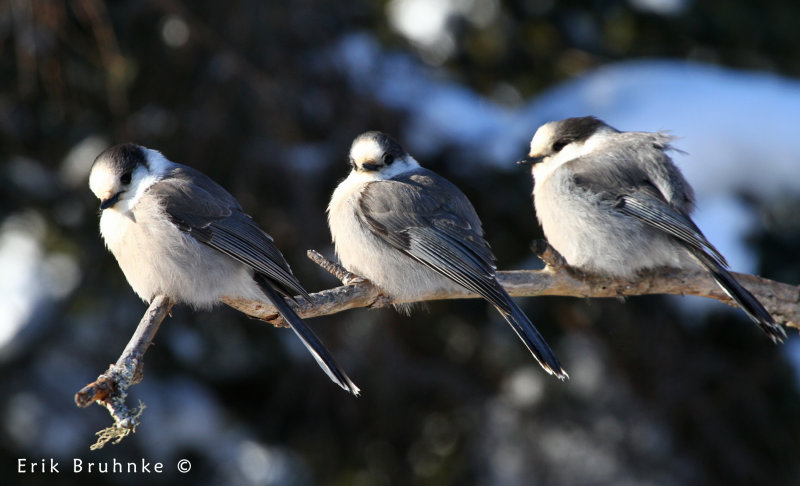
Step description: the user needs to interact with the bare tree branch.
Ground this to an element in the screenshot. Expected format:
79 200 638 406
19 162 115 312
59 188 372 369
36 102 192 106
225 249 800 329
75 295 174 449
76 246 799 448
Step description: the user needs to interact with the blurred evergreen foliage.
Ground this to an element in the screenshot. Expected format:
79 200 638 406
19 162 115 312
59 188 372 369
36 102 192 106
1 1 799 485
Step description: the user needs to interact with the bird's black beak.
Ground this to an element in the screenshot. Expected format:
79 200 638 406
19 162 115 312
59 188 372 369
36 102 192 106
516 155 544 166
99 192 121 210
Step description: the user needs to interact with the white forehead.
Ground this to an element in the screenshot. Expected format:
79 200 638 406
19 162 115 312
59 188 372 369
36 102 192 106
529 122 558 154
88 161 117 197
350 137 383 162
88 147 170 198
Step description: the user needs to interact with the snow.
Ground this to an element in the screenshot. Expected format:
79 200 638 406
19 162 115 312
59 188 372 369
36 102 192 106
335 34 800 275
386 0 500 64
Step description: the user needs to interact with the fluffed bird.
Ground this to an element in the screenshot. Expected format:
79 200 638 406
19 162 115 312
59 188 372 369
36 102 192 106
328 131 567 379
89 143 360 394
519 116 785 343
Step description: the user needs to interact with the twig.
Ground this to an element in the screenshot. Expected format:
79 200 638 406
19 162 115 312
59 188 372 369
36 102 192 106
531 239 567 270
306 250 393 307
307 250 359 284
75 295 173 448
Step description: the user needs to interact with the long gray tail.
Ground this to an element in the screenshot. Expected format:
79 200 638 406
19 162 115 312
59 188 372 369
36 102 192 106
495 289 568 380
689 248 785 343
255 275 361 395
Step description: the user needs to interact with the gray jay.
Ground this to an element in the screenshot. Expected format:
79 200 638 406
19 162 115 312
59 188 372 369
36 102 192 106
328 131 567 379
89 143 360 395
519 116 785 342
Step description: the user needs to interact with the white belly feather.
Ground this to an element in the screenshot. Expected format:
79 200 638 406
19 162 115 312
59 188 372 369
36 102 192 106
533 165 695 278
99 197 261 309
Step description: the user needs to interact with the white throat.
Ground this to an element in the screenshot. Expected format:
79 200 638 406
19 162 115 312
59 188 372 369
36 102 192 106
354 155 420 183
115 149 173 214
532 132 607 189
378 155 419 179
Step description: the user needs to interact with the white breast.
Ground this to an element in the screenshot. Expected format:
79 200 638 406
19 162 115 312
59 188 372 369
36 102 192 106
99 192 262 308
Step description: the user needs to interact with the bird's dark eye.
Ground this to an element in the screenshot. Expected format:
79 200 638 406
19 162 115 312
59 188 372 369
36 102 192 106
552 140 567 152
382 153 394 165
120 171 132 185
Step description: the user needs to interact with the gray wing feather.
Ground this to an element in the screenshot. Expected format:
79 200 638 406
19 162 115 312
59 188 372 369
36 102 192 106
358 168 567 378
618 185 785 342
616 185 727 266
568 147 725 265
146 165 361 393
571 137 694 211
357 169 502 303
148 165 309 300
569 148 784 342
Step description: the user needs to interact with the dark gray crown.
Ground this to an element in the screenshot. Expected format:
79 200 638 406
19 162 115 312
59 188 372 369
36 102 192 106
553 116 615 144
93 143 147 174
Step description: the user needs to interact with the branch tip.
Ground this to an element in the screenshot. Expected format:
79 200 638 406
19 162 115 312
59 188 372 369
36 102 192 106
76 296 171 448
531 240 567 270
307 249 365 285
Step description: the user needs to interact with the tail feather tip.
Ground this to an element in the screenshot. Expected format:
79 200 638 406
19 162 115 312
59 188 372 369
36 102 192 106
763 321 786 344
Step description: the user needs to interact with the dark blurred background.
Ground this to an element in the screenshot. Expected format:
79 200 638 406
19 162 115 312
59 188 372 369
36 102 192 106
2 1 800 485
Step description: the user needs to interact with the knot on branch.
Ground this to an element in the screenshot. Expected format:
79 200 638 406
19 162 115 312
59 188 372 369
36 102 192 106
76 358 145 449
